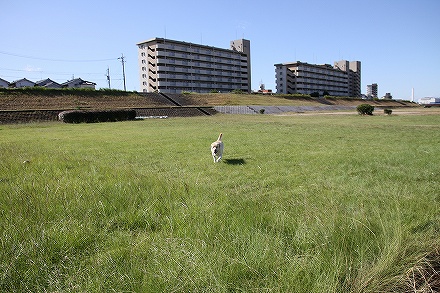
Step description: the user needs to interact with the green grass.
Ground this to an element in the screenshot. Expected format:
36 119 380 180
1 114 439 292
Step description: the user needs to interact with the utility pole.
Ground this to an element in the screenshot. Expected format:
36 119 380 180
106 67 111 89
118 54 126 91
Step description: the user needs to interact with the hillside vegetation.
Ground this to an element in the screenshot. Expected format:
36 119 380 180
0 88 417 110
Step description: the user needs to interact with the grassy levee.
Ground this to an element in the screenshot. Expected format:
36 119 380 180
0 114 439 292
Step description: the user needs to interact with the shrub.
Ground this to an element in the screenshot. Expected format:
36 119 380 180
357 104 375 115
231 89 244 94
384 109 393 115
259 109 265 114
58 109 136 123
278 93 311 99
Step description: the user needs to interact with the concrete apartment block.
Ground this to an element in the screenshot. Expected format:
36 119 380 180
137 38 251 93
275 60 361 97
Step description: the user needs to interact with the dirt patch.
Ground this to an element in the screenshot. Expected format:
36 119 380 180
402 249 440 292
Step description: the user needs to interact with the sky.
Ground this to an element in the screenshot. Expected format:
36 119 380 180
1 0 439 100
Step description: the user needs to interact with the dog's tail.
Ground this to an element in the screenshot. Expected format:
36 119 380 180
217 133 223 141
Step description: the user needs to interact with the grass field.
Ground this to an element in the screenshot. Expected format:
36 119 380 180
1 113 439 292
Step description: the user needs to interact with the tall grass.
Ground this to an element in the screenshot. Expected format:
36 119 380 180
0 114 439 292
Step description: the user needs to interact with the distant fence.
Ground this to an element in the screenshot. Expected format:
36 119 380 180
213 106 258 114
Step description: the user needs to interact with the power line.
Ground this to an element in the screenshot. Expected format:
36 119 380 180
0 67 42 73
0 67 119 76
0 50 117 62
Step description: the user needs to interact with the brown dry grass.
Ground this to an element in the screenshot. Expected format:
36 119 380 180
187 93 419 107
0 93 166 110
402 249 440 293
0 91 419 111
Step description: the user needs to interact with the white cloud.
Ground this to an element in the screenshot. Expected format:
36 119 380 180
24 65 42 72
236 20 250 31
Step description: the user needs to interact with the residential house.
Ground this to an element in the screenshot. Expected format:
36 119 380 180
0 78 9 88
35 78 62 88
9 78 35 88
61 78 96 89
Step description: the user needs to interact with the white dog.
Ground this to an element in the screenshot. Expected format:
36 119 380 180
210 133 224 163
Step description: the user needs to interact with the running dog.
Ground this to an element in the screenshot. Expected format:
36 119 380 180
210 133 224 163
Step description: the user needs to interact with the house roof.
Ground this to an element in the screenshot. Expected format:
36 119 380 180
61 78 96 86
35 78 61 87
11 78 35 84
9 78 35 87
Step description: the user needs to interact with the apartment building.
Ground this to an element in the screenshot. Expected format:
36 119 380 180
366 83 378 98
334 60 361 97
137 38 251 93
275 60 361 97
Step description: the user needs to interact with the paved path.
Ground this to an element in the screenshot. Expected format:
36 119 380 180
214 105 356 114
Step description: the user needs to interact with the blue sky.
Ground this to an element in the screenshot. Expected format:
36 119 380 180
1 0 439 100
